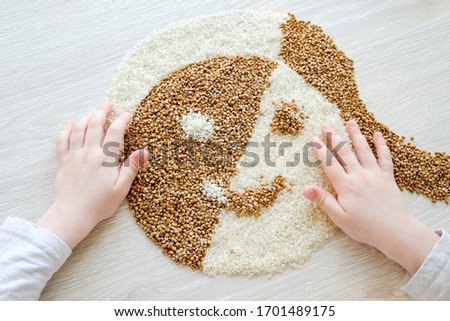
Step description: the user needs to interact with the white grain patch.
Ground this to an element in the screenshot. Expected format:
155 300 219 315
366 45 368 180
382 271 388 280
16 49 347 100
181 111 216 142
201 180 228 205
106 11 286 121
202 64 348 276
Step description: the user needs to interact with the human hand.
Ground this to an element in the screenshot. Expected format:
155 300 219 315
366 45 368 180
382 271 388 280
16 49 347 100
37 101 149 249
302 120 439 275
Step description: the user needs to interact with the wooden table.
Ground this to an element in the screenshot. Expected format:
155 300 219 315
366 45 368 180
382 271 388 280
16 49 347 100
0 0 449 300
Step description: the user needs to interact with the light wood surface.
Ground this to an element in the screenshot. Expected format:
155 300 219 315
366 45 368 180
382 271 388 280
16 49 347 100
0 0 449 300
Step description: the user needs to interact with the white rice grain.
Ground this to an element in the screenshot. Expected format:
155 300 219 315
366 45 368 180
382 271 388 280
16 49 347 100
181 111 216 142
201 180 228 205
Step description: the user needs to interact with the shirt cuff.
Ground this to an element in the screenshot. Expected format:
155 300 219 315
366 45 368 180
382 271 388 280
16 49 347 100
3 217 72 269
0 217 72 300
402 229 450 300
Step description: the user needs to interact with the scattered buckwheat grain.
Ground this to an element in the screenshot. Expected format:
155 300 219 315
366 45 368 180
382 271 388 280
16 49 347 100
270 100 306 136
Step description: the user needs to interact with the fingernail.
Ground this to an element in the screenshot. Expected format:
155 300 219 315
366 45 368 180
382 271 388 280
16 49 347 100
348 120 357 127
137 149 149 166
121 112 131 122
302 188 315 200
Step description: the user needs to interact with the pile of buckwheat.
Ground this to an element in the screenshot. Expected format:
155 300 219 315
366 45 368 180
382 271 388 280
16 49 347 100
270 100 306 136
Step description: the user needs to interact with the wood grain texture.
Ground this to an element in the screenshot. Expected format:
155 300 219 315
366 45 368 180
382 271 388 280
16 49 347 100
0 0 449 300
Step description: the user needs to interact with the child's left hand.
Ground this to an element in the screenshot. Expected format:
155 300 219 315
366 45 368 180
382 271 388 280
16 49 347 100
37 101 149 249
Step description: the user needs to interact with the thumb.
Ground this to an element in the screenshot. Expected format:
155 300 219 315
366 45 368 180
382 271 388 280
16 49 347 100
302 185 346 223
116 149 150 191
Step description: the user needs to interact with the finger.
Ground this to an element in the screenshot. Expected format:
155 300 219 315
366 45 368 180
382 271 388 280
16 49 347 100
302 185 346 224
311 136 346 184
69 111 93 150
321 123 359 172
115 149 150 192
56 121 74 164
98 100 112 116
373 131 393 173
346 120 377 169
103 112 131 154
84 110 107 147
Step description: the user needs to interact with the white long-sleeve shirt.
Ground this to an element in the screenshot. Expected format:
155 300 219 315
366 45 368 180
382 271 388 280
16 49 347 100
0 217 71 300
0 217 449 300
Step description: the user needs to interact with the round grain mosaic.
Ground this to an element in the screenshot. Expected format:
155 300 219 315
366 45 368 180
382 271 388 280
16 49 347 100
107 11 449 276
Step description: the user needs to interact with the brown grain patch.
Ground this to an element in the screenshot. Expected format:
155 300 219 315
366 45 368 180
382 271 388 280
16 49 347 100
227 176 286 218
271 100 306 136
125 56 278 269
280 14 449 202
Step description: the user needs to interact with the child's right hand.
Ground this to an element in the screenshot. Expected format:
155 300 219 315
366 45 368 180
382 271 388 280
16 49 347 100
302 120 439 275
